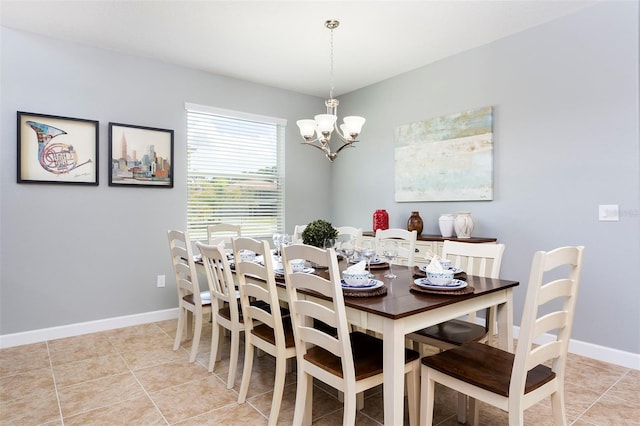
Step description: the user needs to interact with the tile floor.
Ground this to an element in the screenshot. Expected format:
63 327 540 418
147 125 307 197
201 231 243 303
1 317 638 425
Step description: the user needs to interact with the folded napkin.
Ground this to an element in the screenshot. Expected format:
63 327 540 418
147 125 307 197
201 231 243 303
425 256 444 272
345 260 367 274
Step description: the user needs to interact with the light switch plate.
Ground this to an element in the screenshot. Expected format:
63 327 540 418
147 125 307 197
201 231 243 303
598 204 619 221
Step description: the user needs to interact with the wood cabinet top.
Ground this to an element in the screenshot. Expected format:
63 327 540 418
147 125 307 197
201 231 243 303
363 232 497 243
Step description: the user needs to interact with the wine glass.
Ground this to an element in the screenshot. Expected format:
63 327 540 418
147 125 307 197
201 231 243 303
340 238 355 266
361 240 376 277
272 232 282 258
323 238 336 250
382 240 398 279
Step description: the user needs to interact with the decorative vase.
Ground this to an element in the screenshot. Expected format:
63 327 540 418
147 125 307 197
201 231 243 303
454 212 474 239
438 214 455 238
406 211 423 235
373 209 389 232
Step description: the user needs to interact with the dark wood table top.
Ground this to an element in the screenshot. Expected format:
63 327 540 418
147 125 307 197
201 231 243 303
274 260 519 320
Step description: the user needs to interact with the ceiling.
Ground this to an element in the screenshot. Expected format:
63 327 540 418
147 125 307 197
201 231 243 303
1 0 598 98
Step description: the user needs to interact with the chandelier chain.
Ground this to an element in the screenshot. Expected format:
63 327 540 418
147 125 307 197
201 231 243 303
329 24 335 100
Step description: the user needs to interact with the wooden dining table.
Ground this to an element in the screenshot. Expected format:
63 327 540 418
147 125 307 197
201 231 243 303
208 255 519 425
270 259 520 426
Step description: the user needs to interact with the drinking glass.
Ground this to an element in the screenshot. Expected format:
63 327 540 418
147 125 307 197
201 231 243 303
361 240 376 277
323 238 336 250
341 239 355 266
272 232 283 258
382 240 398 279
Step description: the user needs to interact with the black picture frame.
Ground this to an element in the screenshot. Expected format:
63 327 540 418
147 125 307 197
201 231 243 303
17 111 99 185
108 122 174 188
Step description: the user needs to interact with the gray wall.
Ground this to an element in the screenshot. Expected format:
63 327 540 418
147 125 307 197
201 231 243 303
1 1 639 356
0 28 331 334
333 1 640 354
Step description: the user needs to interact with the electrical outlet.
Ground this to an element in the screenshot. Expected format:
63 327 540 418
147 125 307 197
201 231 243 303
157 275 166 288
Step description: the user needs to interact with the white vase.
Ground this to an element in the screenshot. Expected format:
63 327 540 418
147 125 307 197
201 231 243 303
438 214 455 238
454 212 474 239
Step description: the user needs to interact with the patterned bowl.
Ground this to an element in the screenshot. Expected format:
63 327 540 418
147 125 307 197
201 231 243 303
426 270 454 285
342 271 370 287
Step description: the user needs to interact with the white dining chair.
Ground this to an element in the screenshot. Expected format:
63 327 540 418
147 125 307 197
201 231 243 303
232 237 296 426
282 243 420 425
167 230 212 362
195 241 243 389
374 228 417 266
420 246 584 426
336 226 363 244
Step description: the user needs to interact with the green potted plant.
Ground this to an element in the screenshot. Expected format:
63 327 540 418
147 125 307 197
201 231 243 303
301 219 338 248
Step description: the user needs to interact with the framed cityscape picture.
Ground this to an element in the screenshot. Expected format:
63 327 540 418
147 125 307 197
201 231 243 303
17 111 99 185
108 122 174 188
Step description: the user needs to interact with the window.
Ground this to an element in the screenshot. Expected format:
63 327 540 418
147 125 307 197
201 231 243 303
185 103 286 241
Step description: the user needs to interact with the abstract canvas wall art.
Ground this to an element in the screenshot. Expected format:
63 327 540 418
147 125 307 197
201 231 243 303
394 106 493 202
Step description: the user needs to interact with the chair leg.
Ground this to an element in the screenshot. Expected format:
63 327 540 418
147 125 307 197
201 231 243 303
420 367 435 426
343 385 357 426
189 310 203 362
268 355 288 426
226 329 240 389
550 390 568 426
456 392 467 424
238 341 254 403
406 363 420 426
173 308 185 351
209 323 221 372
469 397 479 426
293 370 312 426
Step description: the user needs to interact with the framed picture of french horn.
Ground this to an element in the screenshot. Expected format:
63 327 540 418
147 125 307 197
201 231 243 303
17 111 99 185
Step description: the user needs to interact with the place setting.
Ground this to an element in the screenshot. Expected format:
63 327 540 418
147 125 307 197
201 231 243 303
410 257 474 296
341 260 387 297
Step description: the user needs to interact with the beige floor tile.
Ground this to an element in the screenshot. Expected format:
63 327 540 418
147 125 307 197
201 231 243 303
576 393 640 425
149 375 238 423
120 344 189 370
133 358 210 392
47 334 117 366
0 367 55 402
0 389 61 425
57 371 146 417
0 342 50 376
63 395 166 425
172 400 268 425
606 369 640 404
53 353 129 388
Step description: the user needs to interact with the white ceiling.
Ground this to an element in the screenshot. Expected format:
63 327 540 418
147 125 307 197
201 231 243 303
1 0 598 98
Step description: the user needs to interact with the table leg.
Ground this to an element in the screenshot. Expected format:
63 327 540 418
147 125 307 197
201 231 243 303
496 289 514 352
383 319 405 426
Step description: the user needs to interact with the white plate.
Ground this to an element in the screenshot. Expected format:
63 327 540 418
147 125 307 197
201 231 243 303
350 257 385 265
419 265 463 274
341 279 384 291
413 278 468 290
275 267 315 275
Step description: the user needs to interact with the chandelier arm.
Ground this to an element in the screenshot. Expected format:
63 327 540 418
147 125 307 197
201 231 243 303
302 141 331 155
334 141 357 155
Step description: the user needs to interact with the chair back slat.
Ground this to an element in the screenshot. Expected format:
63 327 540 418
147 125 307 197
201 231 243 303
167 230 202 303
207 223 241 247
441 241 505 279
196 242 234 304
374 228 417 266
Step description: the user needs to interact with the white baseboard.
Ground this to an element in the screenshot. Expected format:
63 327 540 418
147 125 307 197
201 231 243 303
0 308 179 349
512 325 640 370
1 310 638 370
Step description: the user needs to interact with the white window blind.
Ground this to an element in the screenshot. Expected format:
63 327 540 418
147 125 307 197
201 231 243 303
185 103 286 241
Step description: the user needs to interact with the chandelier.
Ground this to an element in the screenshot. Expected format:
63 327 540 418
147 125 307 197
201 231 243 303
296 20 366 162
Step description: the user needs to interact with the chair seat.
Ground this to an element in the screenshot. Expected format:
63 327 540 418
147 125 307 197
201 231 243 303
422 342 555 397
251 317 296 348
182 292 212 306
218 301 289 323
305 331 420 380
411 319 488 346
